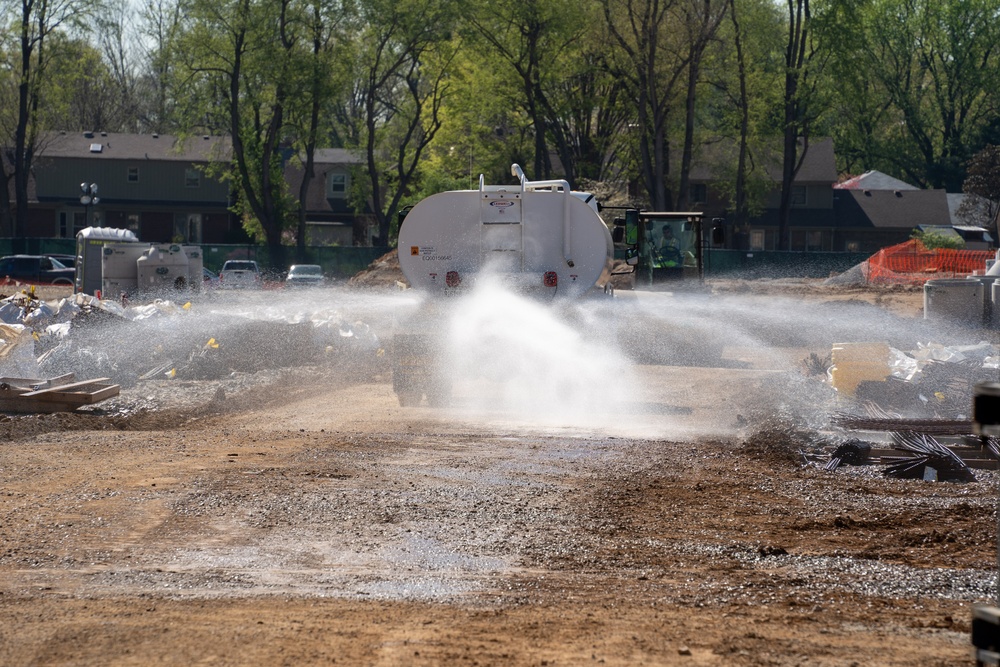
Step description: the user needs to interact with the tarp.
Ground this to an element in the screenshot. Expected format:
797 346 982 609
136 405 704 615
864 240 994 285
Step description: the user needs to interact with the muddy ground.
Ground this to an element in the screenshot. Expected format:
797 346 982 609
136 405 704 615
0 279 997 666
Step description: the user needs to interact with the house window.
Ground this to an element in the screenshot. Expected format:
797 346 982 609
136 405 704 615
59 212 69 238
185 168 201 188
750 230 765 250
187 214 202 243
126 213 140 236
689 183 707 204
791 186 807 206
328 172 347 198
806 230 823 251
128 166 140 183
846 241 860 252
73 212 88 235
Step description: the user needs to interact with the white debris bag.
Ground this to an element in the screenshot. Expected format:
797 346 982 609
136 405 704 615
0 323 40 378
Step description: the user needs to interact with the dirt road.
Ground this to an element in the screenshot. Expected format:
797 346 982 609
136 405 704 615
0 281 995 665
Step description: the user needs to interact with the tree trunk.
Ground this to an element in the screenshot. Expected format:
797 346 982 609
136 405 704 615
730 0 749 250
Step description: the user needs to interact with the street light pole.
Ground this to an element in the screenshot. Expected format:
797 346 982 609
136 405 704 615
80 182 99 228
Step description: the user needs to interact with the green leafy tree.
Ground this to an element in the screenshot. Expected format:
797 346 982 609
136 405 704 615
465 0 608 185
828 0 1000 190
175 0 308 261
285 0 350 257
675 0 728 211
335 0 459 246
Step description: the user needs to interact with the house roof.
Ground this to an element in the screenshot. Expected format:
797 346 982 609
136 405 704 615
834 170 918 191
38 131 231 162
314 148 359 165
834 188 951 229
689 137 837 185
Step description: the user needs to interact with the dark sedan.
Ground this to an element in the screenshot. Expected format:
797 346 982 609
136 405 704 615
0 254 76 285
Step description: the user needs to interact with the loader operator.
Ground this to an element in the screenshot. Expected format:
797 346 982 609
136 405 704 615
658 224 683 268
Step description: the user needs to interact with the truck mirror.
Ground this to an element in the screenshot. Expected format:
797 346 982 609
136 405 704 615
624 209 639 245
712 225 725 245
397 205 414 229
612 226 625 243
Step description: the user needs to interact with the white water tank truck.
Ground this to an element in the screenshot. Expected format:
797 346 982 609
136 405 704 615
397 163 615 299
391 164 617 406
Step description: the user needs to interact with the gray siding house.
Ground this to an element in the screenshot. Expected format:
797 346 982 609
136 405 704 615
686 139 973 252
28 132 239 243
18 132 370 246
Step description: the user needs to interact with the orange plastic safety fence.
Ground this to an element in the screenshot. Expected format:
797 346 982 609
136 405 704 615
864 240 994 285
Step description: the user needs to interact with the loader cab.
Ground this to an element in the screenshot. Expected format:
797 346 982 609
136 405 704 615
612 209 705 288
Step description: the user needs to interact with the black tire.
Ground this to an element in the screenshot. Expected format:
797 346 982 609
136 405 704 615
397 390 421 407
52 278 73 286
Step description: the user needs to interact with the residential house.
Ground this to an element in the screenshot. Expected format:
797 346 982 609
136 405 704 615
833 187 951 253
14 132 371 247
284 148 374 246
687 138 839 251
688 143 971 253
25 131 239 243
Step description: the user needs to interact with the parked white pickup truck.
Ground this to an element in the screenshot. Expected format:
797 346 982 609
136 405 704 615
219 260 261 289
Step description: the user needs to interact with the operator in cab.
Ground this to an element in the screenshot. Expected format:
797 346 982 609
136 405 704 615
658 224 683 268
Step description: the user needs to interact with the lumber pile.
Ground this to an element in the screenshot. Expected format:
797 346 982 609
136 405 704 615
0 373 120 413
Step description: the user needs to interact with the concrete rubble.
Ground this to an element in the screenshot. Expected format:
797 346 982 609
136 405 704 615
0 288 383 412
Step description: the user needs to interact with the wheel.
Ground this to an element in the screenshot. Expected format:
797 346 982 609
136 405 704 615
397 390 421 407
426 377 452 407
52 278 73 286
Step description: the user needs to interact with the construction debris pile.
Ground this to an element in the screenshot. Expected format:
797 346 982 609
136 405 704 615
821 340 1000 482
0 288 383 413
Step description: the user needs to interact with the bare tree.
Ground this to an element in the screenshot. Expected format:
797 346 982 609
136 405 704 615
602 0 689 210
675 0 727 211
777 0 812 251
347 0 457 245
1 0 88 237
136 0 185 133
960 144 1000 241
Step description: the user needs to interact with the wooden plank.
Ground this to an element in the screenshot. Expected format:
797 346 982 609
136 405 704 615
19 378 113 397
24 387 117 406
0 376 119 414
0 397 85 414
0 373 74 388
78 385 119 403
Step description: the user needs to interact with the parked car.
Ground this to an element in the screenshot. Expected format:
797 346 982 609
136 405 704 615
44 253 77 268
284 264 325 288
0 254 75 285
202 267 220 289
219 260 261 289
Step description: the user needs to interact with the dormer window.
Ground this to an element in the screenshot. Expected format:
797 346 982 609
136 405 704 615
185 168 201 188
127 166 139 183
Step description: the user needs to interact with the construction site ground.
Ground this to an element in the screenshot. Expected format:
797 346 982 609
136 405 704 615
0 279 996 666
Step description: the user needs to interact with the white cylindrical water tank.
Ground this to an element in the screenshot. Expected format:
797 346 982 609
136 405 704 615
924 278 985 326
182 246 204 291
101 243 146 299
136 244 191 292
